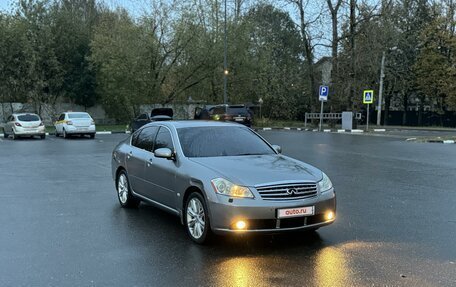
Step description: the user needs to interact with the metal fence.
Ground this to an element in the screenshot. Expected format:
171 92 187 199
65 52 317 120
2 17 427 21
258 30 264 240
304 112 362 128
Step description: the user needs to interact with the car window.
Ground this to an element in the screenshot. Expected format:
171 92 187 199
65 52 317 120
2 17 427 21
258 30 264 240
137 113 148 120
8 115 14 122
68 113 91 119
133 126 159 152
17 114 40 122
59 114 65 121
177 126 275 157
154 127 174 151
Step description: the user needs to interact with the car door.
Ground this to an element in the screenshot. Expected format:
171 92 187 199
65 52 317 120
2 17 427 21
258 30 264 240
142 126 177 209
126 126 159 197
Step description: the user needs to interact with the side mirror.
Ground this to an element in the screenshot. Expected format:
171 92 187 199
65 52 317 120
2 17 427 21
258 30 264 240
272 145 282 154
154 148 174 160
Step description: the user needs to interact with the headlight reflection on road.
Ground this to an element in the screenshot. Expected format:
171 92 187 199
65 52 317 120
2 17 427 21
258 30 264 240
314 247 349 287
216 257 269 287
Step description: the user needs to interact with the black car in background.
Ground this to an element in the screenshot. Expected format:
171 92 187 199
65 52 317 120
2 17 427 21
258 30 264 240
196 105 252 127
130 108 173 132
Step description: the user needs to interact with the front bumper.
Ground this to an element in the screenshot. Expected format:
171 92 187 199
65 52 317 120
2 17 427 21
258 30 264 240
208 188 336 234
65 125 96 134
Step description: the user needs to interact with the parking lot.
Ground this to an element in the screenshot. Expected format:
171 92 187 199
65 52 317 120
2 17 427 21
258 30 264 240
1 131 455 286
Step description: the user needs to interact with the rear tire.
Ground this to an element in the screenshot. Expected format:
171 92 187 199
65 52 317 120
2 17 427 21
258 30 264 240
63 128 68 139
12 132 18 140
90 133 95 139
116 170 140 208
40 134 46 139
184 192 213 244
3 129 8 139
55 128 59 137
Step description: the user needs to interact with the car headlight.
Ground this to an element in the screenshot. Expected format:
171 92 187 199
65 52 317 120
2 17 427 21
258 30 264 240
211 178 254 198
318 172 333 192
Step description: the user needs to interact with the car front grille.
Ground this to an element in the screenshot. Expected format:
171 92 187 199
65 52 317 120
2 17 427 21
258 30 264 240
246 214 327 230
255 183 318 201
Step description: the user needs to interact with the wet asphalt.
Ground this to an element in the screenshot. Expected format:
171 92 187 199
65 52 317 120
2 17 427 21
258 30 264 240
0 131 455 287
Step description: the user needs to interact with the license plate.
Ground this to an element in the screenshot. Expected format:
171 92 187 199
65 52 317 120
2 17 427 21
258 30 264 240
277 206 314 219
234 118 244 122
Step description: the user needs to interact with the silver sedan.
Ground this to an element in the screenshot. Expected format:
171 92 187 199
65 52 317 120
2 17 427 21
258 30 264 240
111 121 336 244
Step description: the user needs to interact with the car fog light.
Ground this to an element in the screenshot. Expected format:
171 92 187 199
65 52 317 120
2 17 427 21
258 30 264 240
325 211 335 221
234 220 247 230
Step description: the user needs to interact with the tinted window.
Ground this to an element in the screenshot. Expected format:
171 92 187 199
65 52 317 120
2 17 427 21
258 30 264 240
58 114 65 121
154 127 174 151
228 107 249 115
17 114 40 122
133 127 159 151
177 127 275 157
68 113 90 119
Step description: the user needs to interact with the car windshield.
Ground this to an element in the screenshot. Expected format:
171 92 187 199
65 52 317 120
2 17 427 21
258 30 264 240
17 114 40 122
68 113 90 119
177 126 275 157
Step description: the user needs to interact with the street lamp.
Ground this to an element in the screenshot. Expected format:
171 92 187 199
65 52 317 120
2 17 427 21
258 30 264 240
258 97 264 127
223 0 228 106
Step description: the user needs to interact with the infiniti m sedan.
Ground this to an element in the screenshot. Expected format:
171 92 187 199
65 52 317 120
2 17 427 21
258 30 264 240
112 121 336 243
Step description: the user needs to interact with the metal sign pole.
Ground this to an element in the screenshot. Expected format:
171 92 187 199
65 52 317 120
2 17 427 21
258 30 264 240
319 101 324 131
366 104 370 131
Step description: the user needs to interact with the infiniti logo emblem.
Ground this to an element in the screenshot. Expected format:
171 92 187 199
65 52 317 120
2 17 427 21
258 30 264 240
287 188 297 195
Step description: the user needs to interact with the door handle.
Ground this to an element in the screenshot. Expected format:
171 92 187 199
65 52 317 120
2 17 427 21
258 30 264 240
147 158 153 167
127 151 132 159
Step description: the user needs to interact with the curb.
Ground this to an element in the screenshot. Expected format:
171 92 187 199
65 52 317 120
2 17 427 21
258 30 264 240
45 131 130 136
428 139 455 144
406 138 456 144
255 127 375 134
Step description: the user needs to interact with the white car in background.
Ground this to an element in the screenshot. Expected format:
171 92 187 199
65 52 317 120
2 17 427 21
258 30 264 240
3 113 46 140
54 112 96 139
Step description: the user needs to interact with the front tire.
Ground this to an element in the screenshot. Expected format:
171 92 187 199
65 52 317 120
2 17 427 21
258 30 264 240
40 134 46 139
116 170 140 208
90 133 95 139
185 192 213 244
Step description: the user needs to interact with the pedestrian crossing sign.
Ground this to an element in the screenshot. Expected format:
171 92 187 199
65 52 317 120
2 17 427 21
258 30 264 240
363 90 374 104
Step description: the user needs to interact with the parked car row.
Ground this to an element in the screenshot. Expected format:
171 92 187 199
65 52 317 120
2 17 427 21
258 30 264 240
2 112 96 140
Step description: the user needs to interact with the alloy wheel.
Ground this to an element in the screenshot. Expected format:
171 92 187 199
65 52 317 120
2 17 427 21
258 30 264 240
186 198 206 239
117 173 128 204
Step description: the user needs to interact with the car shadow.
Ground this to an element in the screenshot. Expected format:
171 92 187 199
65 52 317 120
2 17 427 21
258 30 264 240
111 201 329 255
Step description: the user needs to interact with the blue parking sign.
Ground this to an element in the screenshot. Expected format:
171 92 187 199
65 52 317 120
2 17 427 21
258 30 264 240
319 86 328 101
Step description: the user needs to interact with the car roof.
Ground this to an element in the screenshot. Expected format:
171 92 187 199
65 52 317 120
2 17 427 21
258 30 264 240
64 112 90 114
144 120 246 129
13 113 39 116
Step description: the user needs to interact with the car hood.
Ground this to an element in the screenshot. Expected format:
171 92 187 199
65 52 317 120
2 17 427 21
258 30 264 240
189 154 322 187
